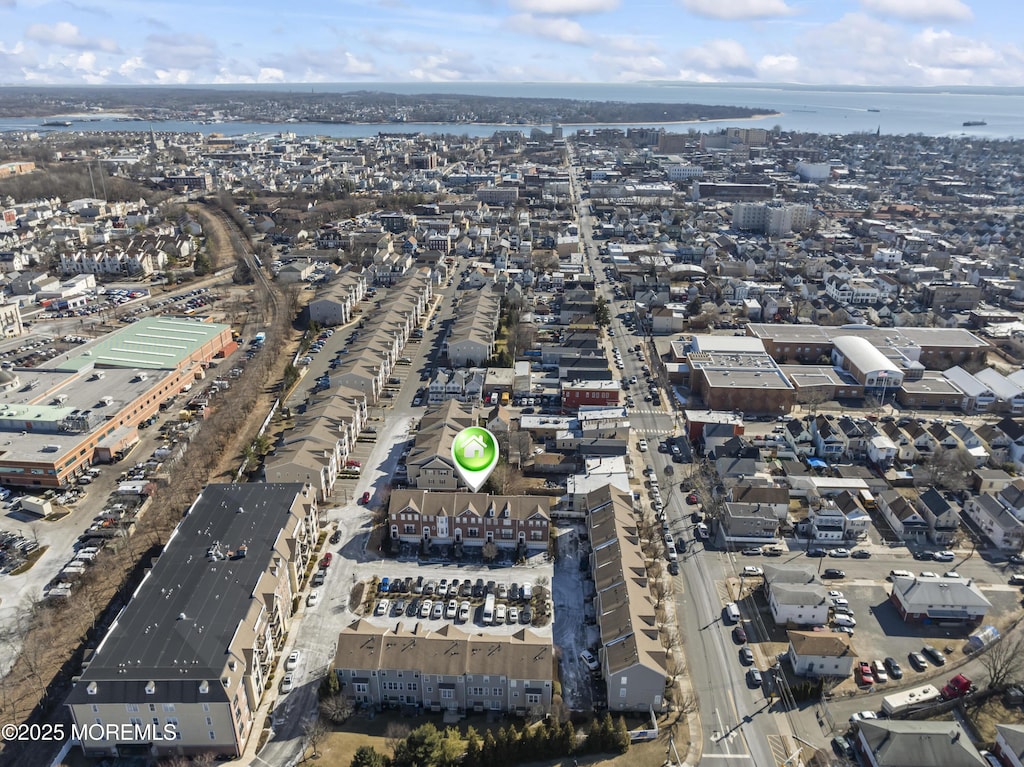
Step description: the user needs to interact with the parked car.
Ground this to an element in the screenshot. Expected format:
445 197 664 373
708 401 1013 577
742 566 763 577
884 657 904 680
923 645 947 666
851 549 872 559
739 647 754 665
933 550 956 562
747 668 763 687
359 491 371 505
908 651 928 671
822 568 845 579
829 548 851 558
458 601 471 622
280 674 294 693
285 651 300 671
849 711 878 725
329 530 342 545
319 553 332 568
733 625 748 643
832 735 855 759
872 659 889 683
580 650 600 672
306 590 320 607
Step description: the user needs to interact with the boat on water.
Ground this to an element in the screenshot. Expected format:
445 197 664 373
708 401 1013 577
963 120 987 127
42 120 72 127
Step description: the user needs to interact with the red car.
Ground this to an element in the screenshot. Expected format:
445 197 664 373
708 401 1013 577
360 491 371 505
858 662 874 686
320 552 332 568
687 494 699 505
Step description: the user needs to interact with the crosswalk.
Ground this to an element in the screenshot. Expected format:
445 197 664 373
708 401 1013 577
628 408 671 416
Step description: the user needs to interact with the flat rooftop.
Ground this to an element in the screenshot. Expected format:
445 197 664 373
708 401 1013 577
745 323 989 350
80 484 305 681
54 316 230 372
702 368 794 390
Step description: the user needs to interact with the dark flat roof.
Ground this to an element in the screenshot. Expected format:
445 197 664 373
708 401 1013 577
75 483 304 686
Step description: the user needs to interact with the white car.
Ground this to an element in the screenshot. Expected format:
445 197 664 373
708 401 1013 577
280 674 294 693
285 651 300 671
375 599 390 616
458 601 471 622
638 439 648 452
742 566 764 577
827 590 845 600
306 590 320 607
933 550 956 562
507 606 519 624
834 615 857 628
850 711 878 724
580 649 600 671
445 599 458 619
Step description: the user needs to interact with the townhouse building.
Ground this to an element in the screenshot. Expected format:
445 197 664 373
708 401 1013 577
586 485 668 712
307 270 369 326
388 490 552 552
332 620 552 716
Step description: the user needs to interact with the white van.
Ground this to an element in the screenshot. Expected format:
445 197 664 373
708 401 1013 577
725 602 741 623
888 569 913 580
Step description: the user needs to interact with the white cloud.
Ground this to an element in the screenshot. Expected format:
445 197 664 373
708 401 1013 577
591 51 668 81
756 53 800 80
679 38 756 78
342 52 375 75
858 0 973 22
408 51 484 81
509 0 618 14
603 34 660 54
25 21 118 52
257 67 285 82
679 0 795 20
508 14 590 45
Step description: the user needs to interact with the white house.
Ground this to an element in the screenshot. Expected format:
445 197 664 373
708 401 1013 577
787 630 855 679
763 565 829 627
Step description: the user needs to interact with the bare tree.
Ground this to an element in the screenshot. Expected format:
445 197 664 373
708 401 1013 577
676 692 700 716
385 721 411 757
979 636 1024 690
321 694 354 724
302 715 328 760
795 387 830 415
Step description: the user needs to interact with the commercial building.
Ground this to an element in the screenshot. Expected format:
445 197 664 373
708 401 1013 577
332 620 553 716
0 316 232 488
888 573 991 625
560 379 621 410
387 490 552 552
66 483 319 759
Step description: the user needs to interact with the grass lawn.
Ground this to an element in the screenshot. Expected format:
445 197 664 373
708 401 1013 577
966 695 1024 745
317 710 685 767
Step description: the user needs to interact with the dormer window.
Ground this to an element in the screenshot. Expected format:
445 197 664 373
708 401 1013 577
145 681 156 695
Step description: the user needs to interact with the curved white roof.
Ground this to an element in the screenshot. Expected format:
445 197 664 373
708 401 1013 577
833 335 900 376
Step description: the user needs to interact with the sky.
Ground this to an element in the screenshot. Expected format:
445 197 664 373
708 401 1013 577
1 0 1022 87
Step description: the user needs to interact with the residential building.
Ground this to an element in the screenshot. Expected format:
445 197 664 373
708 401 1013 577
66 483 319 760
763 565 829 627
333 619 551 716
855 720 988 767
307 270 368 326
586 485 668 711
917 488 960 545
786 630 855 678
994 723 1024 767
877 490 931 544
560 379 621 410
387 490 552 552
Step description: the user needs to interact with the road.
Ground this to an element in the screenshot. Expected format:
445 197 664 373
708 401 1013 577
567 147 793 767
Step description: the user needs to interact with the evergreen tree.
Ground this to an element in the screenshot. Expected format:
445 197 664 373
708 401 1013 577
584 720 603 754
482 730 499 765
464 726 482 767
392 723 443 767
563 721 576 755
318 667 340 699
599 711 616 751
350 745 387 767
614 715 631 754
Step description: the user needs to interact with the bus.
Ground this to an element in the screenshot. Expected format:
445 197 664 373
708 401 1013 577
500 391 510 406
482 593 496 625
859 489 877 510
881 684 941 716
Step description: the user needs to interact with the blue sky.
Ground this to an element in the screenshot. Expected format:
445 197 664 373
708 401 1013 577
1 0 1021 86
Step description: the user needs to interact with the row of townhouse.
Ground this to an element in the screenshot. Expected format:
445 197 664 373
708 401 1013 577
426 367 485 405
329 268 433 402
388 489 552 553
583 485 669 712
66 483 319 760
306 270 369 326
332 620 554 716
404 400 478 490
442 287 500 367
59 234 193 277
943 365 1024 414
263 387 368 502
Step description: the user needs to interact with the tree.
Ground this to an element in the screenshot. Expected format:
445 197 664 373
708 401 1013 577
795 387 830 415
613 715 631 754
482 541 498 562
979 636 1024 690
463 726 482 767
321 694 353 724
392 723 444 767
319 667 341 699
350 745 388 767
385 721 411 757
595 295 611 328
302 715 328 760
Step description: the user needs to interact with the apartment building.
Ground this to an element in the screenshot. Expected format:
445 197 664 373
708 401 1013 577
585 485 668 712
388 490 552 551
66 483 319 760
333 620 553 716
444 288 500 367
732 202 813 236
307 270 369 326
405 400 478 490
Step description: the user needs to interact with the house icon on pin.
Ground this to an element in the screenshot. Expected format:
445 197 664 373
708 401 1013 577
461 433 487 460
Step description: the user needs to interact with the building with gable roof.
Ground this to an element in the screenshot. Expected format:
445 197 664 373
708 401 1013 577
855 720 988 767
889 573 991 625
786 630 855 678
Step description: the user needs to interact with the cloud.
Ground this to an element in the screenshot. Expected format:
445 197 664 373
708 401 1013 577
509 0 617 14
257 67 285 83
143 33 220 70
591 52 668 81
756 53 800 80
679 0 795 20
408 51 485 81
858 0 973 22
679 38 756 78
25 21 119 52
603 34 660 54
508 14 591 45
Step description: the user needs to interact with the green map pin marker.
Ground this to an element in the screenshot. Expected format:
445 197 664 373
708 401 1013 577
452 426 499 492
